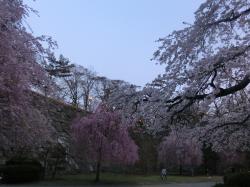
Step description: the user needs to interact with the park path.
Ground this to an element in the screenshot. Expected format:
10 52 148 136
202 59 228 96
0 182 216 187
140 182 216 187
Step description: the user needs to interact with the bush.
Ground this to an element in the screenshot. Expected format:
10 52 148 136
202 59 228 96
1 157 43 183
5 157 42 166
224 172 250 187
213 184 225 187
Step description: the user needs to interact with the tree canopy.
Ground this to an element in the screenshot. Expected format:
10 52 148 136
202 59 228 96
144 0 250 151
0 0 56 155
72 105 138 181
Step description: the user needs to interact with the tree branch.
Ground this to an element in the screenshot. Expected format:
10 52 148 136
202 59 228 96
201 114 250 138
167 74 250 116
185 73 250 101
206 7 250 27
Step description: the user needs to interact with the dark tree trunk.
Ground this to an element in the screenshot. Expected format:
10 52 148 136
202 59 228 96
95 159 101 182
51 157 59 179
179 164 183 175
42 150 49 179
95 148 102 182
84 94 89 111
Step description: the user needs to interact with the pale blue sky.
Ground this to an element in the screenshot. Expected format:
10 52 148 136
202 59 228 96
24 0 204 86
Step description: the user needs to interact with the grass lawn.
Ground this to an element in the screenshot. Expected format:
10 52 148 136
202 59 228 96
40 173 222 185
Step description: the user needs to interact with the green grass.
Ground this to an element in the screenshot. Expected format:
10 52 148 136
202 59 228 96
39 173 222 185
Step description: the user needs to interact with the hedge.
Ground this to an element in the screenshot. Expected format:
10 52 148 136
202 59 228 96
1 157 43 183
224 172 250 187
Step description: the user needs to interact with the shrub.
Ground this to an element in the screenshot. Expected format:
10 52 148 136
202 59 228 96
5 157 41 166
2 157 43 183
224 172 250 187
213 184 225 187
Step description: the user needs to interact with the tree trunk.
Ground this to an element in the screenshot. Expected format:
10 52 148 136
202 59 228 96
42 150 49 179
51 157 59 179
191 167 194 176
179 164 183 175
84 95 89 111
95 159 101 182
95 148 102 182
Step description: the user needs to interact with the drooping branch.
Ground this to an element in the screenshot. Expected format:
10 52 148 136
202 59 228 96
217 114 250 127
201 114 250 139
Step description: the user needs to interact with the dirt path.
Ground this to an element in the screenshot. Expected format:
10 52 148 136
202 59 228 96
140 182 216 187
0 182 217 187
